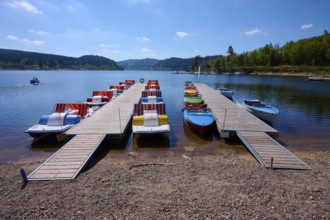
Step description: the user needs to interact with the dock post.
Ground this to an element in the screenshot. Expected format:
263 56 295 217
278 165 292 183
271 157 274 169
118 108 121 132
20 168 28 185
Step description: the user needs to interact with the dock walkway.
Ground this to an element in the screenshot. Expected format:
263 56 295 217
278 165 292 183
28 83 145 180
194 83 310 170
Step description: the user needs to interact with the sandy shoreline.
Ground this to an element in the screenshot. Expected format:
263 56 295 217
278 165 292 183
1 148 329 219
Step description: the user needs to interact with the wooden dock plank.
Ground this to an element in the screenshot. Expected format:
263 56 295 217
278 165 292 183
28 134 106 180
237 131 310 169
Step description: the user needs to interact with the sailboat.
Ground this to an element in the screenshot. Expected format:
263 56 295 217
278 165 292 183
198 66 201 78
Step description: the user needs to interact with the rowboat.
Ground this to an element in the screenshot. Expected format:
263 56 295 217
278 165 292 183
183 108 214 132
184 93 203 104
237 99 279 124
216 88 235 99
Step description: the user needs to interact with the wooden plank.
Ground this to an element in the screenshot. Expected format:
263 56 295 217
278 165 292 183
237 131 310 170
194 83 278 135
28 133 106 180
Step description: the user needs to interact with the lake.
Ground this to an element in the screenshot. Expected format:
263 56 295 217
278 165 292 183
0 70 329 163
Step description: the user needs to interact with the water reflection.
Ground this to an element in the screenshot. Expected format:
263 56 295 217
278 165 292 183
132 134 170 150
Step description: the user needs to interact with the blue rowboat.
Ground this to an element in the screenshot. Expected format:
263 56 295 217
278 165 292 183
183 108 214 132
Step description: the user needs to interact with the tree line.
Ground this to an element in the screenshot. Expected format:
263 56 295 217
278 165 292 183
0 49 123 70
191 32 330 74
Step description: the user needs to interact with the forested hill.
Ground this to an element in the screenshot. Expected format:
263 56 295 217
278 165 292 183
117 58 159 70
152 57 195 70
0 49 123 70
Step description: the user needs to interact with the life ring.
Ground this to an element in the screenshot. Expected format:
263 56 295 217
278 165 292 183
140 77 145 83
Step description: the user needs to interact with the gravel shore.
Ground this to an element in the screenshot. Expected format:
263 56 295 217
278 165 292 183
1 148 329 219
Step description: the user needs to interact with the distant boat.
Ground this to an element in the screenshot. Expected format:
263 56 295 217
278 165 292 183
183 108 214 132
216 88 235 99
237 99 279 124
25 103 92 139
30 77 39 85
308 76 324 81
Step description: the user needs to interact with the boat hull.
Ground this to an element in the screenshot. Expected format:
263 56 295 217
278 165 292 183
25 124 73 138
237 100 279 124
183 109 214 132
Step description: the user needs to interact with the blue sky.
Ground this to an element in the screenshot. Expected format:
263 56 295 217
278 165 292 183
1 0 329 61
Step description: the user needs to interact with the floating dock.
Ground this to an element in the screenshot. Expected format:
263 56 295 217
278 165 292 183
194 83 310 170
28 83 145 181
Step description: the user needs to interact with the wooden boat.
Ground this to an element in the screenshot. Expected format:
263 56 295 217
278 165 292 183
183 108 214 132
132 103 170 135
237 99 279 124
86 90 113 106
216 88 235 99
25 103 92 138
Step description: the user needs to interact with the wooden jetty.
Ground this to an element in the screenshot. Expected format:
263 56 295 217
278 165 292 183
28 83 145 180
194 83 310 170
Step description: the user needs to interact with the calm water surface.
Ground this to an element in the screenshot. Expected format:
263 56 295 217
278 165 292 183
0 70 329 163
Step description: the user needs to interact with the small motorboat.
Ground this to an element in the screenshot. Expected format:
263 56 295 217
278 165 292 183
25 103 92 138
30 77 39 85
183 108 214 132
86 91 113 106
132 103 170 135
216 88 235 99
237 99 279 124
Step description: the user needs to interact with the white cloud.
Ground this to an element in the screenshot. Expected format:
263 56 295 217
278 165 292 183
136 36 150 42
7 0 42 14
141 48 152 53
301 23 313 30
29 29 49 35
244 28 262 36
176 31 191 38
7 34 44 46
7 35 19 40
140 47 155 57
